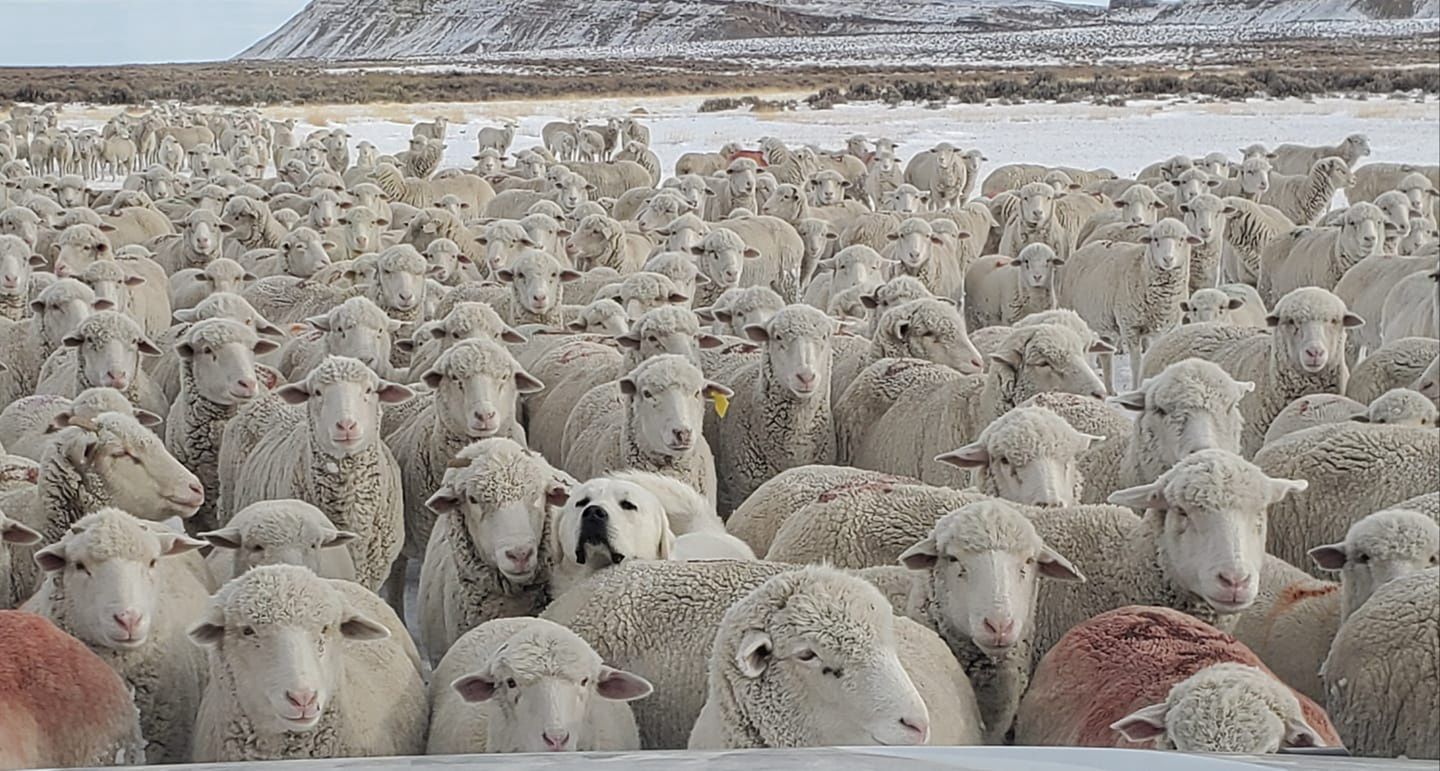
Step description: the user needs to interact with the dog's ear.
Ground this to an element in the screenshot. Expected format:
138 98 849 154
656 523 676 560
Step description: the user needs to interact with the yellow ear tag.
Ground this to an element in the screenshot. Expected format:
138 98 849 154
712 393 730 419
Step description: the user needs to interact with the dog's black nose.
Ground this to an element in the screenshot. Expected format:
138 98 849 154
582 505 608 522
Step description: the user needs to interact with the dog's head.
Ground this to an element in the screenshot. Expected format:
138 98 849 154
556 478 675 578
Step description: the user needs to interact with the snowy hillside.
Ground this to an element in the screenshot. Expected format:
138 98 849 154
237 0 1436 61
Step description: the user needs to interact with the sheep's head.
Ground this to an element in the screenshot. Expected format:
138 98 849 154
1179 194 1230 249
877 298 983 375
1265 287 1362 375
760 184 805 221
1116 185 1166 227
51 223 111 277
1313 156 1354 189
187 565 391 735
426 438 566 582
726 158 758 196
1397 172 1438 217
883 184 926 214
1012 242 1064 290
609 272 689 321
340 205 387 256
1181 287 1246 324
936 409 1099 508
616 305 718 367
1352 387 1437 428
221 197 270 247
51 411 205 519
450 619 653 753
886 218 943 271
1112 662 1322 753
808 170 848 207
277 356 413 457
371 245 427 314
690 229 752 289
744 304 835 400
990 325 1107 406
1112 358 1252 480
1017 183 1056 227
1310 507 1438 622
620 355 730 461
62 311 160 392
180 209 232 263
566 298 628 337
710 568 930 747
497 249 580 315
478 221 537 276
36 508 204 650
200 500 357 578
901 500 1082 652
424 339 543 439
0 234 43 299
176 318 277 405
1109 449 1306 612
278 227 334 278
305 296 397 373
1141 219 1198 273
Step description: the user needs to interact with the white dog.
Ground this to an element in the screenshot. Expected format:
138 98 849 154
552 477 676 595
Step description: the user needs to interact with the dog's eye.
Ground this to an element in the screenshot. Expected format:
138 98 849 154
575 497 590 508
619 499 637 511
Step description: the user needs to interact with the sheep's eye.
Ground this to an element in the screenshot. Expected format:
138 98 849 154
581 677 589 687
75 562 89 574
149 559 157 568
998 456 1011 466
1154 407 1168 418
1172 507 1188 518
619 499 637 511
242 626 256 637
795 650 816 662
505 678 517 689
250 544 264 552
1356 553 1370 564
642 390 654 399
945 554 958 563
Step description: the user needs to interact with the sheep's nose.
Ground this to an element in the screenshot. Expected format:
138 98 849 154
335 419 358 433
104 370 128 388
235 378 258 396
899 716 929 744
1217 570 1252 591
473 410 496 424
542 730 570 751
504 546 534 570
983 616 1016 638
672 428 692 446
286 689 318 710
188 481 205 499
113 609 142 636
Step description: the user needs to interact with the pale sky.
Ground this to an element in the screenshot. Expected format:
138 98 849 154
0 0 1113 67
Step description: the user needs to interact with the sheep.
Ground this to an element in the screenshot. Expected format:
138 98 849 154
723 466 915 557
1322 568 1438 759
26 508 209 762
0 609 146 768
801 244 888 313
170 257 254 312
0 234 42 322
495 248 582 326
280 296 402 382
1258 202 1385 306
564 354 730 505
164 318 277 535
600 271 691 320
0 410 203 602
221 356 413 590
568 213 649 274
934 406 1102 509
885 216 967 303
200 499 357 585
148 208 231 273
0 387 162 464
847 324 1106 487
1308 507 1438 628
1180 284 1267 327
1269 134 1370 176
998 183 1076 261
641 250 706 303
689 566 962 749
1334 255 1434 361
1347 162 1440 205
1141 287 1362 457
75 258 147 332
1077 183 1167 245
1255 419 1439 575
1353 387 1438 427
1061 219 1197 392
706 305 837 517
220 194 287 256
899 500 1085 742
700 215 805 304
417 437 569 663
51 225 172 338
385 339 543 602
963 244 1064 331
371 162 495 212
188 565 427 761
904 144 967 210
696 285 785 339
1256 156 1351 226
0 278 101 407
34 310 169 419
1015 607 1337 752
1380 267 1439 344
402 301 525 382
248 227 334 279
1261 392 1366 445
428 616 652 754
1220 197 1294 285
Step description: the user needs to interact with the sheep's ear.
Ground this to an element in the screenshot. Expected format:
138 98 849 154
252 339 281 356
735 629 773 678
1226 297 1245 310
667 291 690 304
276 382 312 405
618 377 637 396
452 673 499 703
426 486 462 514
1088 340 1117 355
595 666 654 702
199 528 243 550
696 333 725 350
934 443 988 469
1179 301 1192 314
742 248 761 260
1110 703 1170 743
1282 717 1323 749
155 532 207 557
860 293 879 309
1262 476 1308 505
894 321 912 340
61 333 84 348
137 337 162 356
1037 546 1085 582
92 299 116 312
34 543 68 572
0 519 41 546
514 370 545 394
1109 390 1146 412
187 606 228 647
899 535 939 570
1184 235 1202 246
377 382 414 404
421 369 444 389
703 382 734 401
989 346 1024 373
1265 313 1280 328
559 269 583 283
500 326 526 344
1108 481 1168 511
174 341 197 360
1341 312 1364 328
1350 414 1372 424
615 332 641 350
1308 543 1348 571
338 608 390 641
743 323 769 343
323 528 359 547
495 268 515 283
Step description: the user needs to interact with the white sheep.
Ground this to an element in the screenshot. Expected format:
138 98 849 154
1353 387 1438 427
26 508 209 762
830 296 985 418
200 499 358 585
1268 134 1370 177
0 278 102 408
34 310 168 420
1262 393 1367 445
1257 156 1351 226
1334 254 1433 360
801 244 889 313
1258 202 1384 306
221 356 413 590
884 217 966 302
0 233 43 322
934 406 1102 508
428 616 652 753
1181 284 1267 327
188 565 427 761
0 386 162 462
963 243 1064 331
1309 507 1438 625
1380 266 1439 344
998 183 1075 260
900 500 1084 742
1061 218 1198 391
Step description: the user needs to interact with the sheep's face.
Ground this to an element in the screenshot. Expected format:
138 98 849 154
829 248 884 294
1119 365 1250 472
55 182 86 208
992 327 1107 404
522 220 567 258
761 185 804 221
1372 192 1412 243
188 568 390 735
621 361 728 459
64 317 157 392
374 258 425 314
1343 135 1371 160
1141 224 1196 273
1173 170 1217 206
424 243 461 283
886 302 984 376
177 324 274 406
551 175 590 213
797 221 837 266
1111 450 1305 612
1161 156 1194 182
451 626 653 753
938 412 1096 507
1112 663 1320 753
341 209 385 255
0 236 38 298
727 164 757 197
1266 292 1361 374
473 152 503 175
36 513 203 650
182 214 228 261
1013 244 1062 290
886 222 939 270
145 175 173 201
1018 186 1055 227
1400 216 1437 254
32 283 98 347
617 278 688 321
1196 155 1230 180
658 220 707 255
517 154 546 179
1117 191 1164 227
221 199 263 243
1310 509 1438 619
722 573 930 747
278 365 411 457
746 309 833 399
620 313 708 366
675 178 710 214
308 192 341 231
567 216 618 264
430 474 552 582
427 350 540 440
202 511 355 577
52 228 110 277
1181 289 1244 324
809 173 847 207
499 255 578 315
0 211 41 249
480 227 536 276
1179 196 1229 249
74 415 205 519
1415 357 1440 407
574 303 628 337
1237 159 1271 196
281 231 332 278
198 261 254 297
902 504 1082 651
313 313 392 372
692 234 751 289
